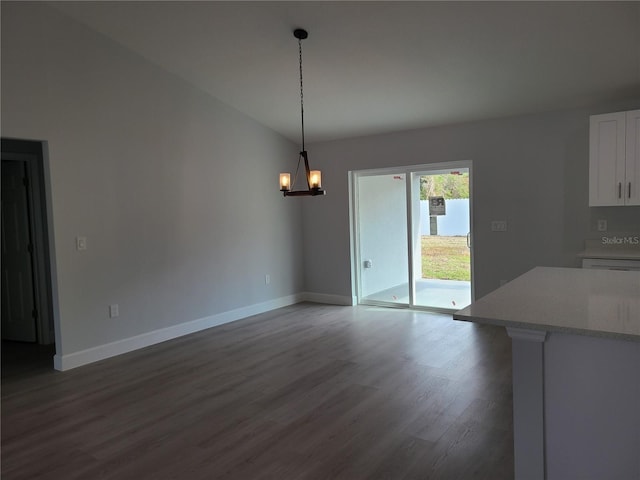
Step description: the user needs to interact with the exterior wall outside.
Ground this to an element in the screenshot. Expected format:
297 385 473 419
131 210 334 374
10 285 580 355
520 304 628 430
357 174 408 297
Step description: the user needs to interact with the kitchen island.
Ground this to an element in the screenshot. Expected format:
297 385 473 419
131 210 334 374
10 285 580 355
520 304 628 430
454 267 640 480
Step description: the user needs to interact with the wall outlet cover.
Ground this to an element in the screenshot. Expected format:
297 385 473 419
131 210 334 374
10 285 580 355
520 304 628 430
597 219 607 232
491 221 508 232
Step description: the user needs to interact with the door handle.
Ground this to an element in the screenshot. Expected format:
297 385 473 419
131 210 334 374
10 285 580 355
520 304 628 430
466 232 471 249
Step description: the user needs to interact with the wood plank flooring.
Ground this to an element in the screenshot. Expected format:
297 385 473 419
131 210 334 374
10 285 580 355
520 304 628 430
1 303 514 479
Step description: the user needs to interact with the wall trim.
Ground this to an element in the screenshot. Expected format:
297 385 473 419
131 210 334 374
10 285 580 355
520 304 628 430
53 291 355 371
53 293 304 371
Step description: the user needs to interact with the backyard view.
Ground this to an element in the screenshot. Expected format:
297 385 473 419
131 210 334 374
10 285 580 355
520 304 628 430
421 171 470 282
422 235 470 281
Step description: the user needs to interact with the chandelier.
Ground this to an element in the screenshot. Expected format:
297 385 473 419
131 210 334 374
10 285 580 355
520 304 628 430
279 28 326 197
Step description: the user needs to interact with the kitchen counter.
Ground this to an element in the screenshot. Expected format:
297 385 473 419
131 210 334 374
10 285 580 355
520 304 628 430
454 266 640 341
454 267 640 480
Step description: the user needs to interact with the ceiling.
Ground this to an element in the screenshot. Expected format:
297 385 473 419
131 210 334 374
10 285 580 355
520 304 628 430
51 1 640 143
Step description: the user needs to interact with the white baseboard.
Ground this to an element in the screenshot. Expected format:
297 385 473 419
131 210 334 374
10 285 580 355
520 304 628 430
54 293 304 371
53 291 356 371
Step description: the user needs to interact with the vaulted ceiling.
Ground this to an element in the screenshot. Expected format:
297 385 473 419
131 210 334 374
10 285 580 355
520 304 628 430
52 1 640 143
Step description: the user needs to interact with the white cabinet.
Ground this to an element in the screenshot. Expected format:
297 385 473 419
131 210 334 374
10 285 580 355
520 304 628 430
589 109 640 206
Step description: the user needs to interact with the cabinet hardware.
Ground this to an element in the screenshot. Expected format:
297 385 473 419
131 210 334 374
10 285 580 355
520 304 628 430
628 182 632 199
618 182 622 199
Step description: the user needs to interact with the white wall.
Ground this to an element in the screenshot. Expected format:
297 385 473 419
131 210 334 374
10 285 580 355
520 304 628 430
1 2 304 368
304 106 640 300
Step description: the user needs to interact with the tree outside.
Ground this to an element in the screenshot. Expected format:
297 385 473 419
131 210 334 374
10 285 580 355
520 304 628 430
420 172 469 200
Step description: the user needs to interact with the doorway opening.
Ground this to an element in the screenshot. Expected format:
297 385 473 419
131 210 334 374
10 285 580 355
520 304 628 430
351 161 473 313
1 138 56 378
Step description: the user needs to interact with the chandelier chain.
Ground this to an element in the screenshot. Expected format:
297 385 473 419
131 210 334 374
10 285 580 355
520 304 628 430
299 37 305 152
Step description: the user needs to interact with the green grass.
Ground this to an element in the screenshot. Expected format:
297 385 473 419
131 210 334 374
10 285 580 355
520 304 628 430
421 235 470 281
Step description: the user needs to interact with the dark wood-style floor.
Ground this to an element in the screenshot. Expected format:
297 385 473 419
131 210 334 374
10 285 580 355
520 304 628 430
1 303 514 479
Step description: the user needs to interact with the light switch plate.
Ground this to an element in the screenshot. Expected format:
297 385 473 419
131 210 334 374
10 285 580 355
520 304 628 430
76 236 87 251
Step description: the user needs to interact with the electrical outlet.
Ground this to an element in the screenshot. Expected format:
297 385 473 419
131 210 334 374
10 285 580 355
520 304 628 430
597 219 607 232
265 274 270 285
109 304 119 318
491 220 507 232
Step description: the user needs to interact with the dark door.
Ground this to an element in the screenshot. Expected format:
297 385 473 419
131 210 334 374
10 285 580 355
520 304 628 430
2 160 38 342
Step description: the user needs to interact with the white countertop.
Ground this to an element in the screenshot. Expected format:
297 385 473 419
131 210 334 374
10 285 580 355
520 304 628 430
454 267 640 341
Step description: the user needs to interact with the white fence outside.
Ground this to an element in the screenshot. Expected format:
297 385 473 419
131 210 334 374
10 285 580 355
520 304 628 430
420 198 469 236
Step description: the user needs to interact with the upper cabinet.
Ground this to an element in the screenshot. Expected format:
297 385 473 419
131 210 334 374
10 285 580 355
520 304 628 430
589 109 640 206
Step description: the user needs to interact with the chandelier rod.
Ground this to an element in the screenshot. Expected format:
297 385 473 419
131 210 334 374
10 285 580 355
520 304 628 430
298 32 306 152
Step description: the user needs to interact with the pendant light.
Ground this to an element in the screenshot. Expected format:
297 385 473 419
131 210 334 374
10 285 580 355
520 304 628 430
280 28 326 197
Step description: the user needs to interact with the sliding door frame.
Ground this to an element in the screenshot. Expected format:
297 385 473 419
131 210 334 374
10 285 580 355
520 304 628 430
350 160 474 313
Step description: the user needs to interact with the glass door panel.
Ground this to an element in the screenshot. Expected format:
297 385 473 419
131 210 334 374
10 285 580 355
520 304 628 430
413 169 471 310
357 173 409 306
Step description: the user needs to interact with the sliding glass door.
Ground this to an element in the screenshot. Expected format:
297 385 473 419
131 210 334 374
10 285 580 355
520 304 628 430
352 162 473 312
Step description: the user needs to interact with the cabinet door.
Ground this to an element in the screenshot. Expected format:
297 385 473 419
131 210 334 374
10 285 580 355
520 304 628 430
589 112 626 206
625 109 640 206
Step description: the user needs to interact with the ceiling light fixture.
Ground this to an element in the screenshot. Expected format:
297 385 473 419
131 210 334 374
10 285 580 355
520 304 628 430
280 28 326 197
